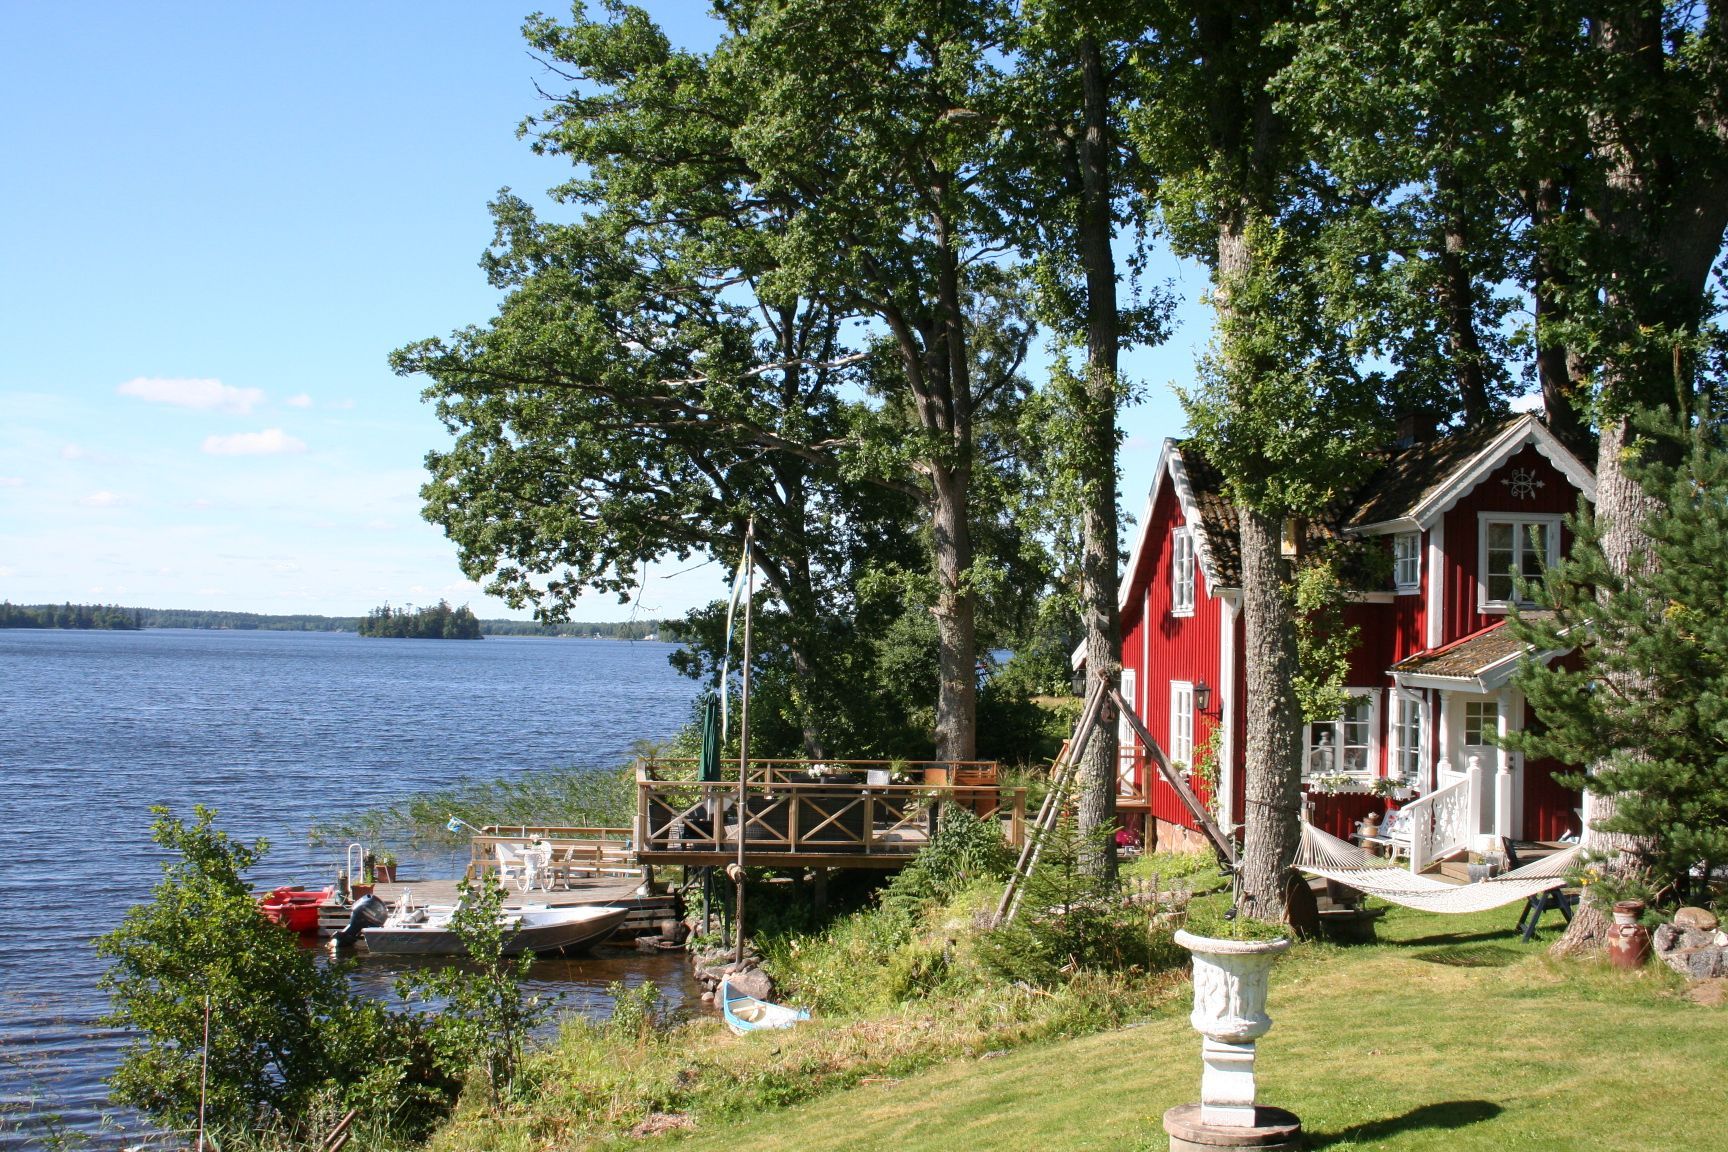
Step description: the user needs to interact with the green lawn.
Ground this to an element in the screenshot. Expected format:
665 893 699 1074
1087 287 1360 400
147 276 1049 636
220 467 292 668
648 906 1724 1152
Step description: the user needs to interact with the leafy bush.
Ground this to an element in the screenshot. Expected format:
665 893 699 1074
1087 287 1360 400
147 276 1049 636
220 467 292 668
979 816 1184 986
400 877 552 1109
878 803 1015 924
95 807 451 1143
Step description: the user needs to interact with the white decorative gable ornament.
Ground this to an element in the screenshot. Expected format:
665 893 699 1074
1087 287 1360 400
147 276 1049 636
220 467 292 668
1501 467 1546 501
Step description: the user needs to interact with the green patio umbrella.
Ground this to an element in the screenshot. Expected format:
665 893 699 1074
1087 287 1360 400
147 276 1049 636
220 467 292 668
699 694 721 782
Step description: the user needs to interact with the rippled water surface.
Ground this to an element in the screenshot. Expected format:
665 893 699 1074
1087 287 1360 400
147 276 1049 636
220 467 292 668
0 628 702 1148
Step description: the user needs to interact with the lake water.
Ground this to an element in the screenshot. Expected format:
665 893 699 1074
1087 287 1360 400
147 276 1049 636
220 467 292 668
0 628 703 1149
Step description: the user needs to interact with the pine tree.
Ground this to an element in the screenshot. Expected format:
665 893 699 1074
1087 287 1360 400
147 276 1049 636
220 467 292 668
1510 411 1728 907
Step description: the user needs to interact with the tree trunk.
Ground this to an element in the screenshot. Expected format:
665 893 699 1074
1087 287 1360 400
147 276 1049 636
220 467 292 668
1530 176 1591 452
930 461 977 762
1234 503 1305 925
1553 416 1664 954
1073 32 1121 879
1436 169 1492 423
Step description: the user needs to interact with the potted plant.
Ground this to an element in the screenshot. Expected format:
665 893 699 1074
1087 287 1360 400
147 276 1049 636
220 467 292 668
1172 909 1292 1128
373 852 398 884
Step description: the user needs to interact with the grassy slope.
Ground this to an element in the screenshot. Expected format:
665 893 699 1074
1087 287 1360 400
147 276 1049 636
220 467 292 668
649 906 1723 1152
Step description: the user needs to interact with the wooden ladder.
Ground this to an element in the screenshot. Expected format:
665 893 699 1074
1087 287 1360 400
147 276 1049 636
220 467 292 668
995 680 1237 925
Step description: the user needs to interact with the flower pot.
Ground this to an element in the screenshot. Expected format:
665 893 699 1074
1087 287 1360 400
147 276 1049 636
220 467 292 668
1607 899 1651 970
1174 930 1291 1128
373 863 396 884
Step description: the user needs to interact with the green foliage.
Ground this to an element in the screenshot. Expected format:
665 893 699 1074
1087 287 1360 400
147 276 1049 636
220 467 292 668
600 981 671 1044
357 600 482 640
1510 410 1728 905
0 601 141 629
400 878 553 1110
311 764 636 851
94 808 450 1142
1290 548 1363 724
1182 898 1294 943
879 805 1016 926
979 816 1181 986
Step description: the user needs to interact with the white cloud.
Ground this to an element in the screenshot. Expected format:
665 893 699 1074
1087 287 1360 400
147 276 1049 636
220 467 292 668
329 398 356 410
0 566 14 578
1510 392 1545 414
0 476 23 487
82 490 123 507
118 376 265 414
285 393 314 409
61 443 86 460
202 428 307 456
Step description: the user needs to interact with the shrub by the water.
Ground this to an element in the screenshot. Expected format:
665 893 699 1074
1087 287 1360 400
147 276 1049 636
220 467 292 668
95 808 453 1144
400 877 553 1110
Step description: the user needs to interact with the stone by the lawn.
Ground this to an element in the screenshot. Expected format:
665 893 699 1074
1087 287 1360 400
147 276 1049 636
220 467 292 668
1654 923 1681 952
726 966 775 1002
1673 907 1719 931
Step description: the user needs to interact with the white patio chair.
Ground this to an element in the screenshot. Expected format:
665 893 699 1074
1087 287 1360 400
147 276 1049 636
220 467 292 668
494 842 537 894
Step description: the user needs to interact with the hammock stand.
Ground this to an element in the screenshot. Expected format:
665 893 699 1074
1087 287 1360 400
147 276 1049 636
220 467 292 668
1296 822 1581 915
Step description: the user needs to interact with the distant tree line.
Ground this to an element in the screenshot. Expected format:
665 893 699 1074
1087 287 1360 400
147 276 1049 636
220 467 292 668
358 600 483 639
0 601 685 638
0 601 143 630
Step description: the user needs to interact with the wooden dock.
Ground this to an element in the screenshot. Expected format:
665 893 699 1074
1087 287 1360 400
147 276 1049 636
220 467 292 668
315 874 681 939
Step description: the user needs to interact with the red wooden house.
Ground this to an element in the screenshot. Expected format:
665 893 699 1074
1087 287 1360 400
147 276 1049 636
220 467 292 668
1108 414 1594 870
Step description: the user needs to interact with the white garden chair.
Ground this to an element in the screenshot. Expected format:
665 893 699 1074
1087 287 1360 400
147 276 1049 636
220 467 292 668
493 842 538 894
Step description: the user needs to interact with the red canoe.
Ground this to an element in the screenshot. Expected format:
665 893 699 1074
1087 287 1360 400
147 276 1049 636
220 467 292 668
258 886 334 934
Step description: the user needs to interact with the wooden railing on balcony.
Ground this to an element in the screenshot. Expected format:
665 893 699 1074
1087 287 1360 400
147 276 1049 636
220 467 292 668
468 825 637 884
633 759 1026 866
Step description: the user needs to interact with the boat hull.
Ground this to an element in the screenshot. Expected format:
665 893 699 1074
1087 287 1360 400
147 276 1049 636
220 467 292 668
720 977 810 1035
362 905 629 957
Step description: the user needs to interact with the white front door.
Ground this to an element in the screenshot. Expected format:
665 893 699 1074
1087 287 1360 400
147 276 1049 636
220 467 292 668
1445 691 1513 838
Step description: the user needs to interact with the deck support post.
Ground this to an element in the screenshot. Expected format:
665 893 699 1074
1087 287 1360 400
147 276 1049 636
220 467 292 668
812 868 829 918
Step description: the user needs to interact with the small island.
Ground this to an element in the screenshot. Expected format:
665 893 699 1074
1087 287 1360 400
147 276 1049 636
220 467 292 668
357 600 482 639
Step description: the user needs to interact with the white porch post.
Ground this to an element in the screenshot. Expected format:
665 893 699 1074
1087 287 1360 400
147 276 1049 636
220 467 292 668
1467 755 1486 837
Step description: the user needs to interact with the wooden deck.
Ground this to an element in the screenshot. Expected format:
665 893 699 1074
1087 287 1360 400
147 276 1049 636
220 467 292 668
634 759 1026 869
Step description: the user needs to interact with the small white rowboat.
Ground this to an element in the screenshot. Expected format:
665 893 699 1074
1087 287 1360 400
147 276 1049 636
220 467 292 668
720 976 810 1035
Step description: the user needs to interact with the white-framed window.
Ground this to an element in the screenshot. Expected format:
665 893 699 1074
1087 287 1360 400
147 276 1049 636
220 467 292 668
1171 527 1196 616
1170 681 1195 769
1392 532 1421 593
1478 514 1561 608
1304 689 1379 782
1117 667 1139 796
1389 691 1425 785
1463 699 1500 746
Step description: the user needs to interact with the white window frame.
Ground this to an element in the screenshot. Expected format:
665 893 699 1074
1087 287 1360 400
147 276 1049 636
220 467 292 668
1389 690 1425 786
1171 526 1196 616
1392 532 1421 594
1463 699 1500 747
1117 668 1139 796
1477 513 1562 611
1303 689 1381 783
1170 680 1195 771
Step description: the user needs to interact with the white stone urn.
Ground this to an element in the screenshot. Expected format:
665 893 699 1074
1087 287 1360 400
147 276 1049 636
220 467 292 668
1174 929 1291 1128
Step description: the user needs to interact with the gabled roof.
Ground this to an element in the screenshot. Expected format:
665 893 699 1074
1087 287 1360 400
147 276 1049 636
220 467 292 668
1347 414 1595 533
1390 614 1561 692
1119 439 1234 609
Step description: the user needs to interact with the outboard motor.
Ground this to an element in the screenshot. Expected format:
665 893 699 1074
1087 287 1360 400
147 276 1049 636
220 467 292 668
331 893 389 948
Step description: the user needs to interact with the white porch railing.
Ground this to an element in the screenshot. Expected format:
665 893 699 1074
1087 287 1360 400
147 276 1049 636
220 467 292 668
1402 762 1477 874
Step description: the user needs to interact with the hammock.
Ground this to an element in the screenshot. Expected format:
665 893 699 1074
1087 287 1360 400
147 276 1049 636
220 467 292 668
1296 822 1581 914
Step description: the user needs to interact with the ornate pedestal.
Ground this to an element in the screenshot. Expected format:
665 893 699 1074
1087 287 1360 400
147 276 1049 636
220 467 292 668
1169 930 1301 1150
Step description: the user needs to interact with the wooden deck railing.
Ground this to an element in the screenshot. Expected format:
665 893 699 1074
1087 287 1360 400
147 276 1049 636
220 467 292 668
633 759 1026 863
468 825 638 884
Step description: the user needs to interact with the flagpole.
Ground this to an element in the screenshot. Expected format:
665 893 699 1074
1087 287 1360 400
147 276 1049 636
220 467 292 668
734 521 754 966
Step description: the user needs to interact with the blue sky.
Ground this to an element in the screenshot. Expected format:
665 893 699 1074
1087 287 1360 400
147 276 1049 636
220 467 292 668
0 1 1209 621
